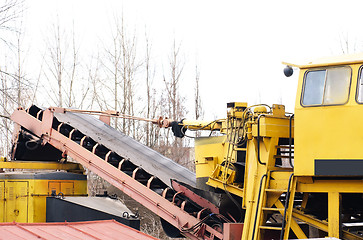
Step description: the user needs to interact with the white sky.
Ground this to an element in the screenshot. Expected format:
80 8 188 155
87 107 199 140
22 0 363 119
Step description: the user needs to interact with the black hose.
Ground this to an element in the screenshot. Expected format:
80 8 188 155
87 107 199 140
251 174 267 240
223 183 244 222
257 114 266 165
280 173 294 240
25 140 40 151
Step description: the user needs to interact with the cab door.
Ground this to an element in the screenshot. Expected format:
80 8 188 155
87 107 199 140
6 181 28 222
294 65 363 176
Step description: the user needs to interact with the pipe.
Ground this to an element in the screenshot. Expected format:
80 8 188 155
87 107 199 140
289 114 294 168
257 114 266 165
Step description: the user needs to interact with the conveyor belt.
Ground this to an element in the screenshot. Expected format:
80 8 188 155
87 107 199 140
11 106 225 240
53 108 196 188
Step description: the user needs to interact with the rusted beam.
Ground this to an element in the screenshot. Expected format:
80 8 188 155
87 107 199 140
11 108 223 240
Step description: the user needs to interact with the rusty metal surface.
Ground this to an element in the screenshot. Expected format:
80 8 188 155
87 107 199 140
10 108 224 240
0 220 158 240
54 110 196 188
171 179 220 214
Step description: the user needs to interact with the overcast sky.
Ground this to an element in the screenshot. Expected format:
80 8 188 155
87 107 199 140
23 0 363 119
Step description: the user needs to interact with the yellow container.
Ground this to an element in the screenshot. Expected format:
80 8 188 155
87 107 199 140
0 171 87 223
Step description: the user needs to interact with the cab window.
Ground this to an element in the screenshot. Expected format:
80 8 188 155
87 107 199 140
356 67 363 103
302 67 351 106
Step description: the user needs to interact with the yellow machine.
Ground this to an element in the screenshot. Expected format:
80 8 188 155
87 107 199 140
0 158 87 223
2 53 363 240
174 54 363 239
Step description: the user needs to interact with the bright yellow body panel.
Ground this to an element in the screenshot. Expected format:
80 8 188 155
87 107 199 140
294 63 363 176
195 136 227 179
5 181 28 222
0 172 87 223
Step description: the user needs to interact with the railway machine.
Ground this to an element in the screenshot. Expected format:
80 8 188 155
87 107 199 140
5 53 363 239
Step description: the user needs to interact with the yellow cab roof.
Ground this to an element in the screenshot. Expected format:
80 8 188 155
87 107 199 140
283 52 363 69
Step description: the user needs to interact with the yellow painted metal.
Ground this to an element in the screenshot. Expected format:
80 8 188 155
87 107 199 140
0 161 84 172
297 179 363 193
292 209 328 232
206 177 244 197
272 104 287 117
282 176 297 240
0 173 88 223
294 63 362 176
241 128 285 239
195 136 227 179
209 164 237 185
269 171 294 191
251 116 294 139
195 134 246 196
191 56 363 239
0 181 5 222
227 102 248 119
5 181 28 222
275 200 307 239
283 52 363 69
181 119 223 131
253 106 268 114
230 102 248 108
190 93 363 239
328 192 341 238
48 181 75 195
292 209 363 240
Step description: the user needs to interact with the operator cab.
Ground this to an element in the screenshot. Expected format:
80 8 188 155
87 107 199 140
286 54 363 176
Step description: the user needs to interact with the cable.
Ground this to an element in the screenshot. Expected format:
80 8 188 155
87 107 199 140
222 181 244 222
180 213 215 233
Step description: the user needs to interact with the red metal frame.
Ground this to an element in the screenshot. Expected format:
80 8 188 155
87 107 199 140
11 107 223 240
0 220 159 240
171 180 220 215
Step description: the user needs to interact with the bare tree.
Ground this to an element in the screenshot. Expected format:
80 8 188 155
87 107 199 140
0 1 29 157
101 21 122 128
101 15 141 137
194 64 203 120
163 39 185 122
67 23 79 107
194 64 203 138
338 32 361 54
87 53 106 110
14 20 30 107
144 33 160 147
0 0 23 45
41 20 85 108
160 39 189 165
0 69 13 156
42 21 65 107
120 20 141 138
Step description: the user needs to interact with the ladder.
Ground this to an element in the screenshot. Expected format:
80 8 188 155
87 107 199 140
253 171 298 240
